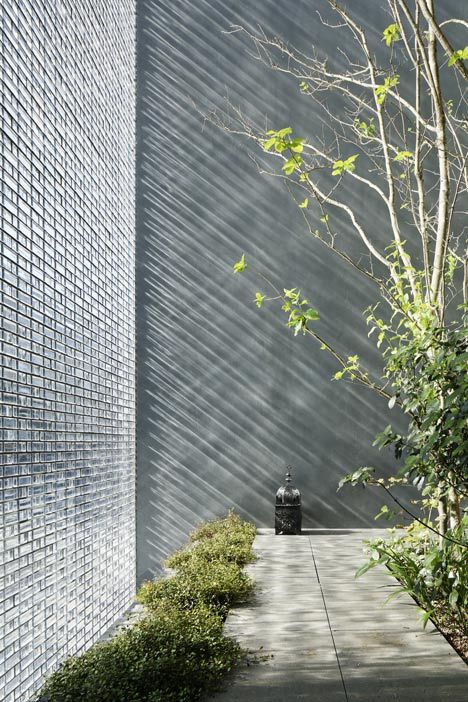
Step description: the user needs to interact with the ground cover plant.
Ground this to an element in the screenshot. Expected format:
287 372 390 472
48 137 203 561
212 0 467 657
138 513 256 618
36 513 256 702
359 518 468 662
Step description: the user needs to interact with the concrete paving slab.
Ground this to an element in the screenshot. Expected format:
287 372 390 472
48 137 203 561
334 629 467 701
207 531 467 701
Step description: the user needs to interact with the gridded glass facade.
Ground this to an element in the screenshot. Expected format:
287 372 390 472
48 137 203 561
0 2 136 700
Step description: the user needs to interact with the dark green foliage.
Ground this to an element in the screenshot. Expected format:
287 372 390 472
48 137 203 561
36 514 256 702
342 310 467 507
360 519 468 635
37 604 243 702
375 320 468 494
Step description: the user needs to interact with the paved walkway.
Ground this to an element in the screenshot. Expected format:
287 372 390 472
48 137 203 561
210 529 467 702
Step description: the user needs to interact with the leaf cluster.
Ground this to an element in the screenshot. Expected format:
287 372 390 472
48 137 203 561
332 153 358 176
374 75 399 105
354 117 376 138
448 47 468 67
361 252 468 498
262 127 305 175
358 520 468 635
376 317 468 495
382 23 401 47
281 287 319 336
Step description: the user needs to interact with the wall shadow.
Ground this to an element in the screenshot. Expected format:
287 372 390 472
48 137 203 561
135 0 460 580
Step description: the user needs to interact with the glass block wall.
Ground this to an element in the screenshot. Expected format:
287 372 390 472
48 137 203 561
0 2 136 701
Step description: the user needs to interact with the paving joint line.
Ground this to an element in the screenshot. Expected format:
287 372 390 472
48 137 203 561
307 536 350 702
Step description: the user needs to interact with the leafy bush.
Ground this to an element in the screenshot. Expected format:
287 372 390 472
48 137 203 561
37 603 243 702
139 514 256 617
360 519 468 635
137 559 254 617
166 516 256 570
36 513 256 702
189 512 257 544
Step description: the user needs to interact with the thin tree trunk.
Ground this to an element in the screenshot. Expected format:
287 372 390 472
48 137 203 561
448 481 461 530
437 489 448 547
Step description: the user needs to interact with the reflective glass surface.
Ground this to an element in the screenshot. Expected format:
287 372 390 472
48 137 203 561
0 2 136 700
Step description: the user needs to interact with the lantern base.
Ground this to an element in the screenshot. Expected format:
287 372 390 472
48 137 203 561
275 506 302 535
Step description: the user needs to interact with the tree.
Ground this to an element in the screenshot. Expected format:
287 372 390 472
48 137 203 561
210 0 467 539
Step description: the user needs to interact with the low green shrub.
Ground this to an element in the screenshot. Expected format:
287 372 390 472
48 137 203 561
36 513 256 702
137 559 254 617
166 526 256 570
37 603 243 702
189 512 256 544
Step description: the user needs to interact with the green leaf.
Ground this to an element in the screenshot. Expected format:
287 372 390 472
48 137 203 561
274 141 288 153
393 150 413 162
290 138 305 153
338 467 374 490
233 253 246 273
284 287 299 300
375 75 399 105
446 253 457 283
355 117 376 137
419 608 433 629
355 560 378 578
299 198 309 209
262 137 276 152
299 81 308 93
254 292 265 308
382 23 401 47
282 156 302 175
303 307 319 321
332 154 358 176
384 587 406 604
374 504 390 521
448 47 468 67
332 160 344 176
320 214 329 223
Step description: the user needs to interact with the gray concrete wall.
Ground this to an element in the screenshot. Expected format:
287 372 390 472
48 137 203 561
135 0 460 579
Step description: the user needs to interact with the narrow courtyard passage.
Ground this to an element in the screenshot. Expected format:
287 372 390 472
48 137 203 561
211 529 467 702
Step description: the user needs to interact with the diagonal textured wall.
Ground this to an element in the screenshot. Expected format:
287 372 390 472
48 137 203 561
0 2 135 700
136 0 460 580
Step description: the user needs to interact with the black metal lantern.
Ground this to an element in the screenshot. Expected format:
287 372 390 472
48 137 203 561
275 467 302 535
